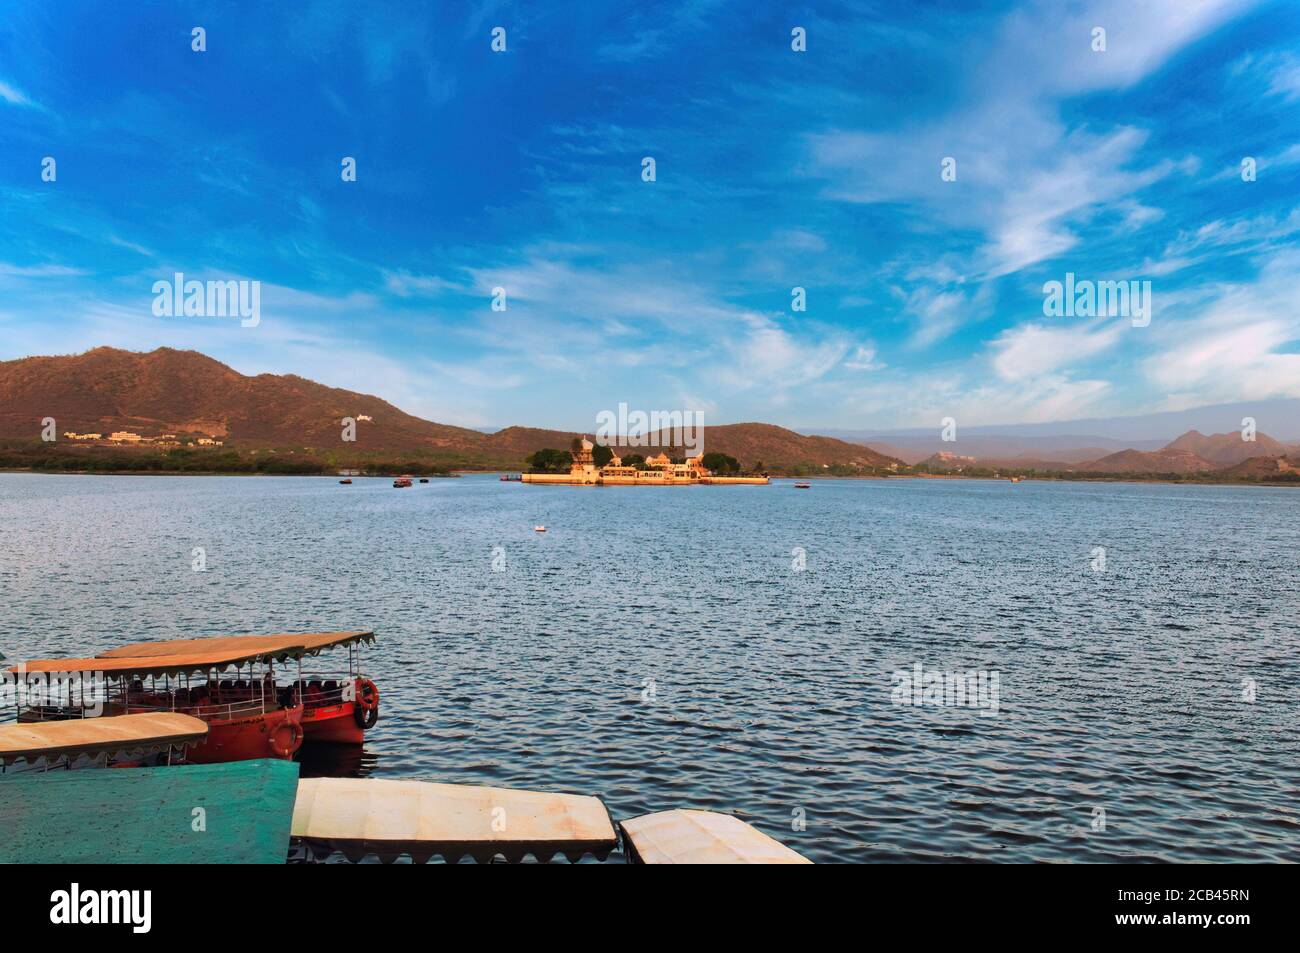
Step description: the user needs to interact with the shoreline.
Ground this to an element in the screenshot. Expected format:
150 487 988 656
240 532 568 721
0 469 462 479
1 467 1295 488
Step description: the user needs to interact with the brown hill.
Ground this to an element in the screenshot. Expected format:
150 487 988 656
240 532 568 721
976 457 1075 471
664 423 900 470
0 347 903 471
919 451 978 471
0 347 484 450
1215 455 1300 479
1077 447 1217 474
485 422 900 470
1164 429 1291 466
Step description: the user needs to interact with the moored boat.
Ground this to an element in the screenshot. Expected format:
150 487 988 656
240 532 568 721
10 631 379 763
97 631 380 749
393 476 413 488
794 482 811 489
339 478 353 484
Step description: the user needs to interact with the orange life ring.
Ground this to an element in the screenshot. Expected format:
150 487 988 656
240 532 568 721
269 720 304 758
357 678 380 710
354 678 380 730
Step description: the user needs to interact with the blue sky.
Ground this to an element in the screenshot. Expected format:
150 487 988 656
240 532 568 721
1 0 1298 431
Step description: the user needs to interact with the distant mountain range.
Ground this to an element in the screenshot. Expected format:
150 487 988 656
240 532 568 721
823 404 1300 474
818 398 1300 446
0 347 1294 478
919 429 1297 475
0 348 898 471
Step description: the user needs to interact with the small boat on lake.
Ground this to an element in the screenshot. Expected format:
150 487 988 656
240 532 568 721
534 525 546 532
419 478 429 483
339 478 352 485
794 482 811 489
393 476 412 488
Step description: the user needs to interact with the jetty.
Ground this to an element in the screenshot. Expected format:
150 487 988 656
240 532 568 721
0 717 810 863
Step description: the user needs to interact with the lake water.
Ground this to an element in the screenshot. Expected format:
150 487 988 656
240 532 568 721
1 472 1296 862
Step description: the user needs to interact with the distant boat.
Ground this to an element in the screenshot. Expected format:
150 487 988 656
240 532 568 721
794 482 811 489
393 477 413 488
338 479 352 485
419 478 429 483
533 525 546 533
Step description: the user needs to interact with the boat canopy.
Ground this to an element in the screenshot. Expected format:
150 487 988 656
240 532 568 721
0 759 299 863
97 630 375 660
0 713 208 766
10 631 375 679
619 809 812 864
291 777 618 863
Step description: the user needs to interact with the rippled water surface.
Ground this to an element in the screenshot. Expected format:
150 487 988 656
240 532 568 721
1 473 1297 862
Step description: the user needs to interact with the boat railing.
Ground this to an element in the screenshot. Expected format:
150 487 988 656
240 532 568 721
294 675 356 711
116 684 296 721
18 675 358 723
16 705 96 722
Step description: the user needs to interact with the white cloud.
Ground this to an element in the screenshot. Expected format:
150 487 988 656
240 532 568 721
0 262 87 277
990 318 1127 382
0 79 33 107
844 345 882 371
804 0 1255 346
904 287 971 348
1143 250 1300 403
382 269 467 297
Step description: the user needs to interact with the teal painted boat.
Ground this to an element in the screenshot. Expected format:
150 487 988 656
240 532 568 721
0 758 299 864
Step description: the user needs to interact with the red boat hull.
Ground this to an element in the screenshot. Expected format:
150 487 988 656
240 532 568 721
183 706 305 763
302 702 364 745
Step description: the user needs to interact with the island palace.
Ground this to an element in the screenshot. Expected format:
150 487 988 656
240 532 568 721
521 438 769 486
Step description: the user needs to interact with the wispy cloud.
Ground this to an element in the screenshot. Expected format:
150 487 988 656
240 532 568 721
0 78 34 107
